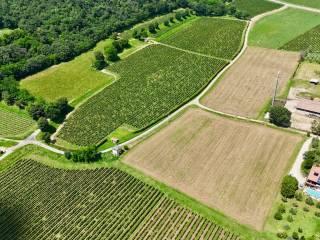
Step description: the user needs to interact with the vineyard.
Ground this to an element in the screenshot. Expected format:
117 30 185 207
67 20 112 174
0 160 240 240
280 24 320 52
159 17 246 60
234 0 281 17
59 44 227 145
0 106 36 138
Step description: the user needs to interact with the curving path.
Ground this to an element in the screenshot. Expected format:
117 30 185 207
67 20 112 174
267 0 320 13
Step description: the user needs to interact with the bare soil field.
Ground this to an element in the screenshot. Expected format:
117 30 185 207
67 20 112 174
124 108 303 230
201 47 300 118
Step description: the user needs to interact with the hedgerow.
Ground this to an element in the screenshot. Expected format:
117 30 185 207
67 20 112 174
59 44 227 145
0 160 241 240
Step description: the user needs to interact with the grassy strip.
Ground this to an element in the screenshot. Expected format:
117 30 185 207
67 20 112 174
234 0 282 17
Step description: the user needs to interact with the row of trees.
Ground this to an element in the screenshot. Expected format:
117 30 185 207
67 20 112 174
64 147 101 163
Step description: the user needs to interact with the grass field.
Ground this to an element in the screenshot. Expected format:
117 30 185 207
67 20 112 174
0 103 36 139
58 44 227 146
124 107 303 230
234 0 282 17
281 24 320 52
201 47 299 118
249 8 320 49
282 0 320 9
159 17 246 60
0 158 241 240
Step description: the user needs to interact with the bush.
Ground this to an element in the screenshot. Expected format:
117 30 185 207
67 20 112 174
41 132 51 144
312 138 320 149
306 197 314 206
274 211 283 220
316 201 320 209
37 117 49 132
290 208 297 215
298 227 303 233
295 192 303 201
164 20 170 26
311 119 320 136
281 175 298 198
315 212 320 217
287 215 294 222
292 202 299 208
277 232 288 239
283 224 290 230
278 204 286 213
64 151 72 160
93 51 107 70
292 232 299 240
282 197 288 202
104 46 119 62
269 106 291 127
303 207 309 212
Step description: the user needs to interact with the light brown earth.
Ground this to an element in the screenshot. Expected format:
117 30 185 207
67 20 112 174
124 108 303 230
201 47 300 118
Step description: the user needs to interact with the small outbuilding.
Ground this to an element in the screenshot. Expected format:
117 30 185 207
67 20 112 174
112 146 122 157
111 137 119 144
296 99 320 115
310 79 320 85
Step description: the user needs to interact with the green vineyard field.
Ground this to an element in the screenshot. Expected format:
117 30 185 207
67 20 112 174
0 106 36 138
0 160 240 240
159 17 246 60
59 44 227 146
234 0 282 17
280 24 320 52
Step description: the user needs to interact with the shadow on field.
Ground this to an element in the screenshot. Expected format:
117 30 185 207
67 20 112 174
0 204 25 240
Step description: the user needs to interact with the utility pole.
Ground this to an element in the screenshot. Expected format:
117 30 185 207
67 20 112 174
272 71 280 106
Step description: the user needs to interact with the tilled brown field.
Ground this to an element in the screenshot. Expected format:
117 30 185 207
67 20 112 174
201 47 300 118
124 108 303 230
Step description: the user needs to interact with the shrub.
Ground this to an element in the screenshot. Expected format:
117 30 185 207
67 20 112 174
269 106 291 127
303 207 309 212
104 46 119 62
306 197 314 206
281 175 298 198
312 138 320 149
69 146 101 163
316 201 320 209
295 192 303 201
123 145 129 151
315 211 320 217
298 227 303 233
311 119 320 136
277 232 288 239
37 117 49 132
278 204 286 213
41 132 51 144
93 51 107 70
290 208 297 215
64 151 71 160
274 211 283 220
282 197 288 202
164 20 170 26
287 215 294 222
283 224 290 230
292 232 299 240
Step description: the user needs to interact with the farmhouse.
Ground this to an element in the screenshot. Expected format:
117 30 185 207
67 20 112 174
296 99 320 115
306 165 320 189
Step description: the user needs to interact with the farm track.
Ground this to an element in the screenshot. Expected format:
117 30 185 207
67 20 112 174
1 2 315 158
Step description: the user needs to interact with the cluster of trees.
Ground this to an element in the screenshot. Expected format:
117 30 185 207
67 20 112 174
269 105 292 128
93 37 131 70
64 147 101 162
0 0 188 80
302 138 320 174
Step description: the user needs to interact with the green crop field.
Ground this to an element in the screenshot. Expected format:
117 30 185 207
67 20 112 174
249 8 320 49
0 159 240 240
234 0 282 17
0 103 36 139
281 24 320 52
158 17 246 60
282 0 320 9
58 44 227 146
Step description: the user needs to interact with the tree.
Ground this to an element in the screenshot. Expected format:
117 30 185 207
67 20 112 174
269 106 291 127
37 117 49 132
27 102 46 120
164 20 170 26
311 119 320 135
93 51 107 70
105 46 119 62
69 146 101 163
148 24 157 33
41 132 51 144
281 175 298 198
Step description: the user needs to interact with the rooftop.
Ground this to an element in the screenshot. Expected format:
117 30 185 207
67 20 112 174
296 99 320 114
307 165 320 184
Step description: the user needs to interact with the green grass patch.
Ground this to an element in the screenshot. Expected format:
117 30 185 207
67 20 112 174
282 0 320 9
58 44 227 146
159 17 247 59
0 102 36 139
234 0 282 17
0 140 17 148
249 8 320 49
